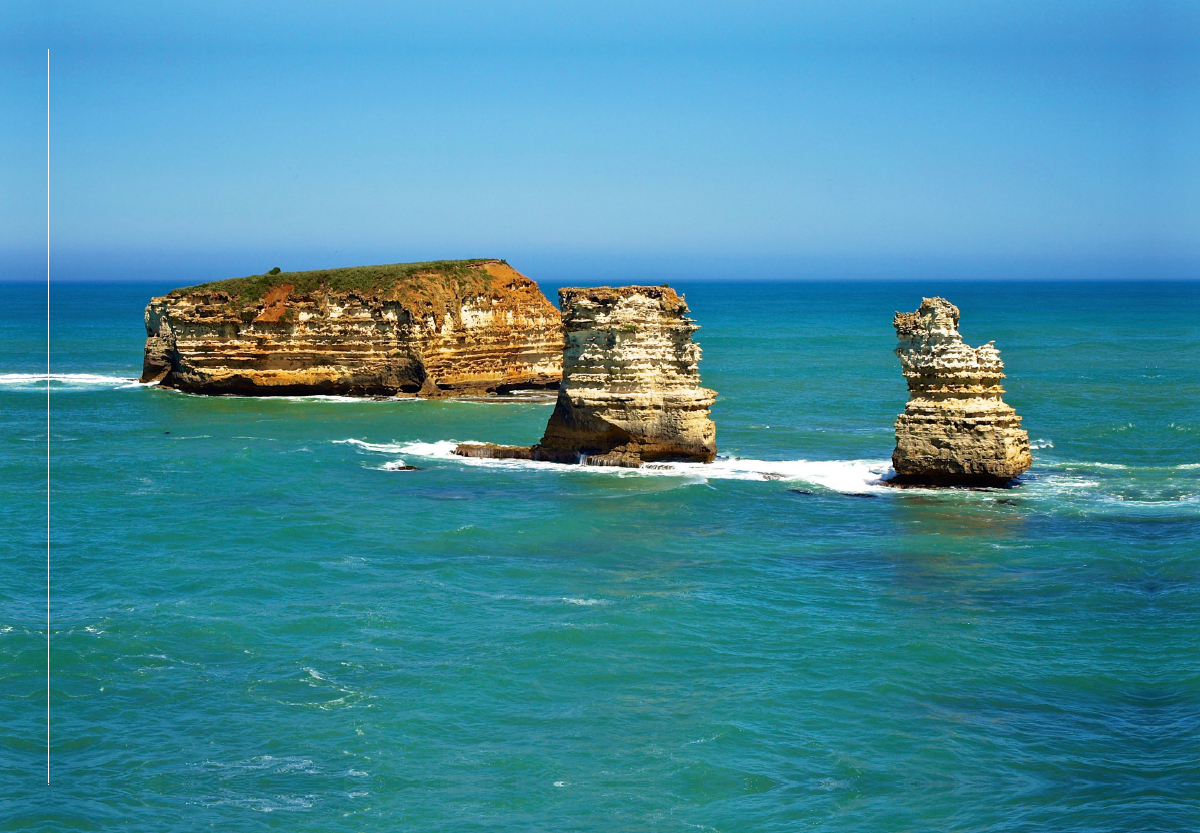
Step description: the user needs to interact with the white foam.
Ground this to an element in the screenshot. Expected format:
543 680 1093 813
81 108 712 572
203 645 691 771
395 440 461 457
333 438 411 453
1030 474 1104 500
270 395 375 402
340 438 895 494
0 372 144 389
563 597 609 606
253 394 421 403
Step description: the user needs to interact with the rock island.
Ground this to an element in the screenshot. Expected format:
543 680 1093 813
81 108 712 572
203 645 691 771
455 285 717 467
889 297 1032 486
139 259 562 397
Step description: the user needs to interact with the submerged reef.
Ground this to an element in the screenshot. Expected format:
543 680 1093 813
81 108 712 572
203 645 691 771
888 297 1031 486
455 285 717 467
139 259 561 397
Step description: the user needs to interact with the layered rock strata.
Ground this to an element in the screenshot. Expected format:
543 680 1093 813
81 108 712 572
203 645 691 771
140 260 562 396
889 297 1031 486
455 285 717 467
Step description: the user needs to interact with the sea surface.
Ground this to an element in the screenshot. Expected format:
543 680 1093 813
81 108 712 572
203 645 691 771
1 279 1198 832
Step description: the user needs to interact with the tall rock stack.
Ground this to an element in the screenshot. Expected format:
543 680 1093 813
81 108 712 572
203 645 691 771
139 260 562 397
455 285 717 467
889 297 1032 486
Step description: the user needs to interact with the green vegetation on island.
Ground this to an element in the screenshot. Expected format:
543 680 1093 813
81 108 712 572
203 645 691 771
172 259 507 303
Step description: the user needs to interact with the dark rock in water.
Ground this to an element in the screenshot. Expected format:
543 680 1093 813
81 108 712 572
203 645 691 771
787 488 814 496
453 443 539 461
887 297 1032 488
454 285 717 469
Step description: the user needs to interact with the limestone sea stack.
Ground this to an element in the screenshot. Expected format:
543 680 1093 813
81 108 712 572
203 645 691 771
455 285 717 467
889 297 1032 486
139 260 562 397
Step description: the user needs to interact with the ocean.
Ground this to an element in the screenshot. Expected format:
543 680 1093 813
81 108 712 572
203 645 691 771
2 279 1197 831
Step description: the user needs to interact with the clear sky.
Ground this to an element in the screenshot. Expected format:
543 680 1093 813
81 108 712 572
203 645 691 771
3 1 1197 282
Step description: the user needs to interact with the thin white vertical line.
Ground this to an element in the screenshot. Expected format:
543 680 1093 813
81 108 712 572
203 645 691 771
46 47 51 786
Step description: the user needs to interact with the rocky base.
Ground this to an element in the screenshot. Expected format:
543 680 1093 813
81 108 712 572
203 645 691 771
139 259 561 397
884 472 1024 489
891 297 1032 486
452 442 651 468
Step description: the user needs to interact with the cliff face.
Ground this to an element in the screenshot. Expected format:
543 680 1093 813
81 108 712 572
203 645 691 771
890 297 1032 486
455 285 717 467
140 260 562 396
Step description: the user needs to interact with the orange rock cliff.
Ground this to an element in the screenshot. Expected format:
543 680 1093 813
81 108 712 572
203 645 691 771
139 259 562 397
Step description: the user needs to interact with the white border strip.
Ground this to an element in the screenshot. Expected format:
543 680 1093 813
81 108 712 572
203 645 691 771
46 47 51 785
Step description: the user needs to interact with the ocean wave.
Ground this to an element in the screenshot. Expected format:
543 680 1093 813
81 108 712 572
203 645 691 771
248 394 420 403
1024 469 1200 513
1032 474 1103 493
1040 459 1200 474
165 390 422 402
337 439 1200 504
0 372 145 390
244 392 546 404
340 438 895 494
334 438 411 453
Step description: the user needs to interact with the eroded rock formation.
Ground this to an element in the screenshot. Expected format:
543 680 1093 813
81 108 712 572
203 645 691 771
139 260 562 396
889 297 1031 486
455 285 717 467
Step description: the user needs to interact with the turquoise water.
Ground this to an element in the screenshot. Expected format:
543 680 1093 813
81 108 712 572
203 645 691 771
2 280 1198 831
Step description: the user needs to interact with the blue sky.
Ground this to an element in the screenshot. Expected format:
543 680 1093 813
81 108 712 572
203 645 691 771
3 1 1197 281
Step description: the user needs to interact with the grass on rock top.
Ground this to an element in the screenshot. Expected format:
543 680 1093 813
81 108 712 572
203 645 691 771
172 259 505 304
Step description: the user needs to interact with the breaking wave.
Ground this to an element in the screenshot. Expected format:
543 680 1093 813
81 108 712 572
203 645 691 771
241 394 421 403
334 439 411 454
336 439 1200 510
166 390 422 402
337 438 896 494
0 373 146 390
